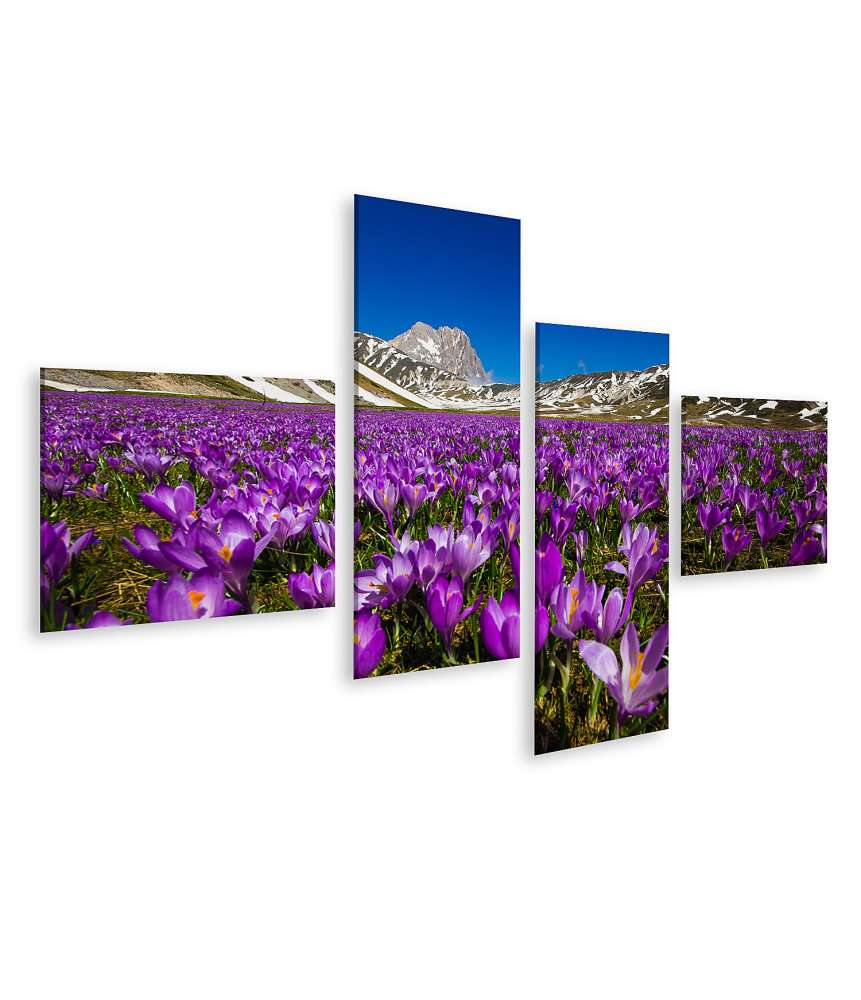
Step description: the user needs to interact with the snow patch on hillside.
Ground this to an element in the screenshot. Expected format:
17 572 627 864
229 376 307 403
303 379 336 403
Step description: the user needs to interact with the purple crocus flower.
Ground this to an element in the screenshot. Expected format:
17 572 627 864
755 509 788 548
501 507 520 552
41 520 98 586
288 561 336 609
618 520 667 565
549 504 576 546
311 520 336 560
681 475 702 503
81 482 109 500
697 501 729 537
572 529 589 566
426 575 482 653
85 610 131 628
41 470 72 500
550 569 602 641
788 525 823 566
146 571 242 622
401 482 428 519
480 591 520 660
370 480 400 530
737 485 763 516
258 504 313 548
391 529 420 563
535 603 550 653
606 522 666 611
619 497 641 524
719 478 740 506
791 499 813 527
579 622 669 723
450 525 492 582
157 522 210 573
121 524 180 573
536 534 563 607
536 490 553 521
759 461 779 486
471 477 501 507
294 473 326 507
354 552 415 610
198 511 274 605
721 522 753 563
582 493 604 524
813 523 827 560
427 523 455 556
582 587 627 644
354 611 386 678
413 539 448 589
139 481 198 529
125 449 176 481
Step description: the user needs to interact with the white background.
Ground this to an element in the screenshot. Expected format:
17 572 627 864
2 3 858 998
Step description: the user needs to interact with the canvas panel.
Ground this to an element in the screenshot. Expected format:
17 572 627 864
353 195 521 678
534 324 669 752
39 369 335 630
680 395 827 575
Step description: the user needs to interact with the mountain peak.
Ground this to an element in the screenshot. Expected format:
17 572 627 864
389 322 487 380
404 321 435 336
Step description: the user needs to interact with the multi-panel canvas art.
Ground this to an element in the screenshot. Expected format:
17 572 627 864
681 396 827 574
353 195 520 678
535 324 669 753
40 369 335 630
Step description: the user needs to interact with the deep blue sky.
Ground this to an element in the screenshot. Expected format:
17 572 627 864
355 195 520 383
537 323 669 382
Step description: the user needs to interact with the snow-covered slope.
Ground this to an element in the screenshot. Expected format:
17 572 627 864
355 332 519 411
682 396 827 430
229 375 308 403
536 365 669 418
302 378 336 403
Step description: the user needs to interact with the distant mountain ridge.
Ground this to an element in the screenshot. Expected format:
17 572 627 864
682 396 827 431
537 365 669 420
388 322 488 381
355 331 670 420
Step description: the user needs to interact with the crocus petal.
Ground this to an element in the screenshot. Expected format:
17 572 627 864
578 640 620 686
642 623 669 675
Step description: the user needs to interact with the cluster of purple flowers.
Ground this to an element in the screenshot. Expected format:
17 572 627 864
682 425 827 572
535 420 670 747
353 411 520 677
40 392 335 629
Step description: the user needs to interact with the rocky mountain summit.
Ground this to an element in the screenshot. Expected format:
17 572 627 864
388 322 487 381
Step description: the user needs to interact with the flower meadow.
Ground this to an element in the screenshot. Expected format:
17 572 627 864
535 419 669 752
681 423 827 574
354 410 520 677
40 389 335 631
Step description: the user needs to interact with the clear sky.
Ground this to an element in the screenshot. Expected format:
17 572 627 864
354 195 520 383
537 323 669 382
